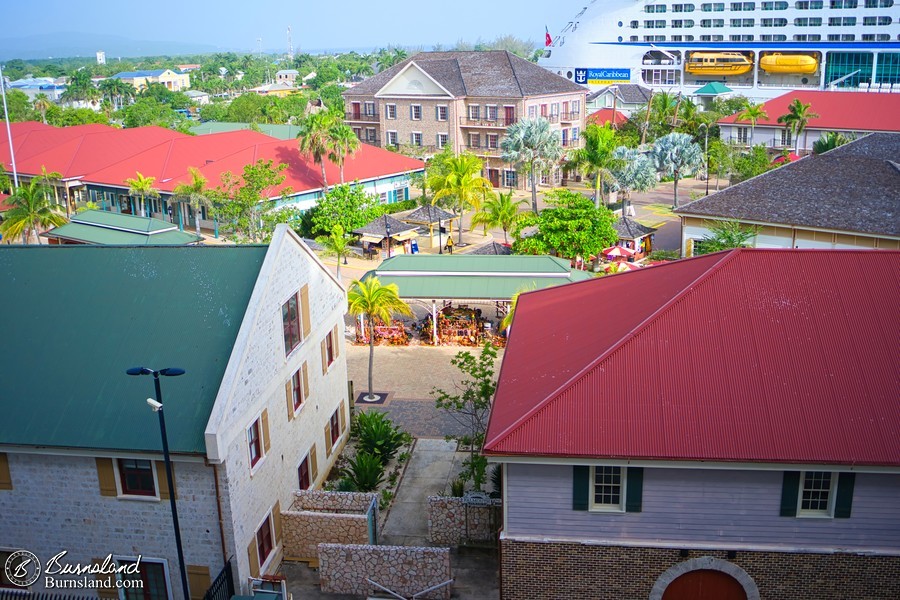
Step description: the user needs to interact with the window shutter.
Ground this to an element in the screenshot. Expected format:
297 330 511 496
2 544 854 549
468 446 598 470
261 409 271 454
572 466 589 511
93 558 118 599
780 471 801 517
247 539 260 578
310 445 318 483
435 106 440 120
156 461 176 500
186 565 211 600
96 458 117 497
300 284 311 338
834 472 855 518
285 380 294 421
302 362 310 400
625 467 644 513
333 325 340 358
409 105 414 119
273 501 283 545
321 339 328 374
325 423 333 457
339 401 346 434
0 453 12 490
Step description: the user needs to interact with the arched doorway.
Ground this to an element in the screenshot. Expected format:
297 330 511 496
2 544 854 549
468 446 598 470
662 569 747 600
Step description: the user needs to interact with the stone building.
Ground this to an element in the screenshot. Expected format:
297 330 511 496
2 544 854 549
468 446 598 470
0 225 349 599
342 51 587 190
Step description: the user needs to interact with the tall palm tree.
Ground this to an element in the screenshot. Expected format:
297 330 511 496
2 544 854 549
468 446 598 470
315 225 352 281
777 99 820 155
430 153 494 244
328 123 361 184
347 277 413 401
0 178 67 244
172 167 212 238
650 132 704 209
297 111 339 188
37 166 64 214
735 102 768 144
125 171 160 217
470 191 526 244
501 118 564 214
565 123 620 208
32 94 53 125
610 146 657 214
812 131 852 155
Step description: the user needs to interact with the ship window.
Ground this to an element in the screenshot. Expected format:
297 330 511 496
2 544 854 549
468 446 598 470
699 34 726 40
829 0 857 6
644 35 667 41
630 36 640 41
793 34 822 40
731 18 755 26
794 17 823 26
731 2 756 9
761 34 789 40
646 4 668 12
701 2 726 10
672 35 683 40
730 34 755 41
762 18 788 25
630 20 639 28
762 0 789 7
829 16 856 26
672 3 697 11
642 69 680 85
795 0 824 7
644 20 666 27
700 19 725 26
865 0 893 6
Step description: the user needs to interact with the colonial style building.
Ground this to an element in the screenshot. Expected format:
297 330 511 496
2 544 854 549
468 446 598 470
0 225 349 599
485 249 900 600
342 51 587 190
676 133 900 254
110 69 191 92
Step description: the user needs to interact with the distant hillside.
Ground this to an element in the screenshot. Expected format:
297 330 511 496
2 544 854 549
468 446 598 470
0 32 221 61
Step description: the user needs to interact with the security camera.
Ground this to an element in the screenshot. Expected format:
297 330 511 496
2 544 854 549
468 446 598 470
146 398 163 412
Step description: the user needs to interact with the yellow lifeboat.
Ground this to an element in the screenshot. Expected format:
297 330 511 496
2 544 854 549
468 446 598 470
759 53 819 74
685 52 753 76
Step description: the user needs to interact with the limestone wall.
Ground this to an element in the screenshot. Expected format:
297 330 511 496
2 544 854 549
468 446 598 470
318 543 452 600
282 491 376 561
428 496 499 545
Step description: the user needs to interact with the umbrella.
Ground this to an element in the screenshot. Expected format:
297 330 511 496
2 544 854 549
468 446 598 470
772 152 800 164
606 261 643 274
602 245 636 258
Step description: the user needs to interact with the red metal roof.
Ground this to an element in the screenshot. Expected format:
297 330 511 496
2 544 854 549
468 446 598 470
484 249 900 466
587 108 628 128
718 90 900 132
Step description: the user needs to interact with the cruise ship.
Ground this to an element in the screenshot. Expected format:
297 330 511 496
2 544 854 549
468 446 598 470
539 0 900 99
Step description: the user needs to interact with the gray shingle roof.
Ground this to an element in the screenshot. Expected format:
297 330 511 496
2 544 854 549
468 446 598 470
588 84 652 104
353 214 418 236
403 205 456 224
613 217 657 240
675 133 900 237
470 241 513 255
345 51 585 98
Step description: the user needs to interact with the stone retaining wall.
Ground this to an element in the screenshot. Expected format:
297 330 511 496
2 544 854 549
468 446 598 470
428 496 498 545
318 543 452 600
282 491 376 561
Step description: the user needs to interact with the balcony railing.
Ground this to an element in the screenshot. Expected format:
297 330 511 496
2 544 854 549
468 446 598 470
459 117 518 128
465 145 502 156
346 112 379 122
360 137 381 147
559 111 581 122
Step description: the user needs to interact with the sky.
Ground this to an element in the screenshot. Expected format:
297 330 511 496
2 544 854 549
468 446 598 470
3 0 566 54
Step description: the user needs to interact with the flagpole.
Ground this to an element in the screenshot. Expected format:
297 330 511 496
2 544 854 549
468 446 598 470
0 62 20 190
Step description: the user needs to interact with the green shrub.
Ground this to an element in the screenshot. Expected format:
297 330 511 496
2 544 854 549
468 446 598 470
379 489 394 510
343 452 384 492
381 198 417 214
647 249 680 262
491 465 503 496
450 477 466 497
355 411 408 465
336 477 358 492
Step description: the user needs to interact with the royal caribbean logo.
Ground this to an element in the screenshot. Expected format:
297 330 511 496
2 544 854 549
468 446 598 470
575 68 632 85
4 550 42 587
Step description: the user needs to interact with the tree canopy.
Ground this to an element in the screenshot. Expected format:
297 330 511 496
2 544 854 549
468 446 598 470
305 183 383 239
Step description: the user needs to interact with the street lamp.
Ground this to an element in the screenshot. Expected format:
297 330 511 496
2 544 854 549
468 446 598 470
699 123 710 196
383 213 392 258
126 366 190 600
429 203 442 254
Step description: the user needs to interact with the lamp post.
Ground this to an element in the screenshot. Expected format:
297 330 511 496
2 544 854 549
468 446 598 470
126 366 190 600
0 62 20 190
429 203 442 254
699 123 710 196
383 213 392 259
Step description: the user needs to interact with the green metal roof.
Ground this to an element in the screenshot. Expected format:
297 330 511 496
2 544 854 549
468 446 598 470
693 82 733 96
190 122 303 140
44 211 202 245
365 255 593 300
0 245 268 454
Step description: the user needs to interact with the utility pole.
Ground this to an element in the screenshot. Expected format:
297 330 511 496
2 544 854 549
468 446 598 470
0 62 20 189
287 27 294 61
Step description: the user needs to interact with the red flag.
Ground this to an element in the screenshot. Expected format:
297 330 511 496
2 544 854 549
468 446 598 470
545 26 553 47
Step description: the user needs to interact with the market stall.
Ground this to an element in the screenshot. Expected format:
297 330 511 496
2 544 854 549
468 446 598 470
401 205 457 251
355 316 410 346
611 216 657 261
353 214 420 259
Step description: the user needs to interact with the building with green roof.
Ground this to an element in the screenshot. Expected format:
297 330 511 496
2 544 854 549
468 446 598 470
0 225 350 599
43 210 202 245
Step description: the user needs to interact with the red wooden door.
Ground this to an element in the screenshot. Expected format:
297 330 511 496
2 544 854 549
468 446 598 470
504 106 516 125
488 169 500 188
662 570 747 600
351 102 361 119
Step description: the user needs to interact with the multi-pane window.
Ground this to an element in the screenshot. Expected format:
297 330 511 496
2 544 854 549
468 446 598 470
701 2 726 10
731 18 755 26
386 131 398 146
829 16 856 25
119 560 168 600
736 126 750 144
528 105 537 118
630 20 640 28
830 0 857 6
291 368 304 412
672 3 696 11
699 34 726 40
256 515 274 567
793 33 822 40
865 0 893 7
762 0 789 7
762 18 788 25
468 105 480 120
485 105 498 121
794 17 823 25
410 104 422 120
645 19 666 27
761 34 789 40
437 133 449 148
646 3 668 11
503 170 518 188
731 1 755 9
363 101 375 116
672 19 696 27
486 134 499 149
799 472 834 515
701 18 725 26
644 35 667 41
572 127 580 141
795 0 824 7
411 132 423 147
298 455 311 489
282 293 302 355
330 409 341 445
324 331 335 368
436 105 448 121
864 16 893 25
781 128 793 147
248 419 262 467
469 133 481 148
365 128 376 143
385 104 397 119
591 466 624 511
572 99 581 114
731 34 755 40
118 459 155 496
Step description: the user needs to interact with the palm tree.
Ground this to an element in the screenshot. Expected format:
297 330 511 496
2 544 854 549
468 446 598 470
347 277 413 401
172 167 212 238
125 171 160 217
735 103 769 145
37 166 64 214
315 225 352 281
328 123 361 184
565 123 620 208
812 131 852 155
470 191 526 244
610 146 657 214
650 132 704 209
0 178 67 244
777 99 820 155
501 118 564 214
32 94 53 125
298 111 339 188
430 153 494 244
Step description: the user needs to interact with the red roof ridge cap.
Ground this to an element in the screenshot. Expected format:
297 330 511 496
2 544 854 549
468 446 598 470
484 250 741 453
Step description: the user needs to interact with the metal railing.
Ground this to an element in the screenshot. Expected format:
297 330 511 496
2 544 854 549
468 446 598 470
465 145 502 156
203 559 235 600
345 112 379 122
559 111 581 122
0 592 95 600
459 117 517 128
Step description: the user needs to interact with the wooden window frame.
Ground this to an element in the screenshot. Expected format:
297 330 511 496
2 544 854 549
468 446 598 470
410 104 423 121
797 471 836 517
298 454 311 490
589 466 626 512
330 408 341 446
281 293 302 356
385 104 397 119
256 514 274 569
113 556 172 600
117 458 157 497
436 105 448 122
248 412 269 471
